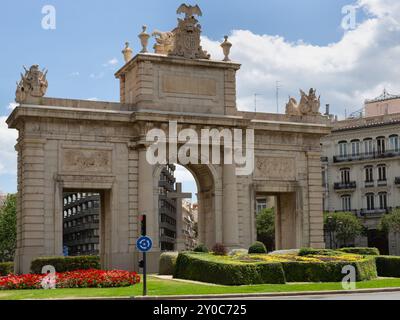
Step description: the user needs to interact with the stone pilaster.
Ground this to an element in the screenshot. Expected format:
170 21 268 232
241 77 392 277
17 138 47 274
222 164 239 248
307 151 325 249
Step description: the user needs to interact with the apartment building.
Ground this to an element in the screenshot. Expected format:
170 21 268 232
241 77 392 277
322 91 400 255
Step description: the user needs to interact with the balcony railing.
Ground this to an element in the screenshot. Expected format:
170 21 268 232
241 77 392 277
365 181 375 188
334 181 357 190
333 150 400 163
359 208 391 216
377 180 388 187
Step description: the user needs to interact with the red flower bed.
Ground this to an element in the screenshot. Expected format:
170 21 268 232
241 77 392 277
0 270 140 290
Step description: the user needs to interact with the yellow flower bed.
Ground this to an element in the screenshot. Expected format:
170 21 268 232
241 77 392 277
232 253 364 264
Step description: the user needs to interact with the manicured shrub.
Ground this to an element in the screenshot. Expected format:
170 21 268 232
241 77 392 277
338 247 380 256
159 252 179 276
174 253 286 285
31 256 100 274
212 243 227 256
282 257 377 283
376 256 400 277
193 244 209 253
0 270 140 290
298 248 338 257
0 262 14 276
248 242 267 254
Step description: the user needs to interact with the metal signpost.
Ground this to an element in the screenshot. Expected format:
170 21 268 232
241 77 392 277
136 215 152 296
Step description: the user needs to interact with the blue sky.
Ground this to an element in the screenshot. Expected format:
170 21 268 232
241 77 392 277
1 0 395 196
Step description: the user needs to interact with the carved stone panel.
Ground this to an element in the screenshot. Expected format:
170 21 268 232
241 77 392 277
62 148 112 174
162 74 217 97
255 157 296 181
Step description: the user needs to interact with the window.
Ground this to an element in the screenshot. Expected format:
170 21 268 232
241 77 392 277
378 165 387 182
389 135 399 152
379 192 388 210
256 198 268 213
377 137 386 155
339 141 348 157
366 193 375 211
342 195 352 211
351 140 360 157
364 138 374 155
340 168 351 184
365 166 374 183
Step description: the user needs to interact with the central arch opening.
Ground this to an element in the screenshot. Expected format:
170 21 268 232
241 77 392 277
155 162 219 252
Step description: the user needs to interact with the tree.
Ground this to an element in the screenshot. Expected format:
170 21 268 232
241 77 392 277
256 208 275 251
380 208 400 234
324 212 363 248
0 194 17 262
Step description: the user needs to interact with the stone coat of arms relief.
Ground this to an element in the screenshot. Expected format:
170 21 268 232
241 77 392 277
151 4 210 60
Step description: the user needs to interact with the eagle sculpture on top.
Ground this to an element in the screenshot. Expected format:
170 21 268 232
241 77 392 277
177 4 203 18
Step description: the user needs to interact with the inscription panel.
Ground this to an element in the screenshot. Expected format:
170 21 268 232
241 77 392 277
62 148 112 174
162 74 217 97
255 157 296 181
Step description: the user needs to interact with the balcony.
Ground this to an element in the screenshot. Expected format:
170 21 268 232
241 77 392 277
365 181 375 188
321 157 328 163
377 180 388 187
359 208 391 217
334 181 357 191
333 150 400 163
395 177 400 186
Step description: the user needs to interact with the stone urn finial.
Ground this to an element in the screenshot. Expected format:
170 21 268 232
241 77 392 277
221 35 232 62
139 25 150 53
122 42 133 63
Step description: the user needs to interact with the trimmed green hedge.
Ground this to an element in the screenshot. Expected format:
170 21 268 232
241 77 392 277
298 248 338 256
248 242 267 254
159 252 179 276
31 256 100 274
338 247 380 256
193 244 209 253
282 257 377 283
174 253 286 285
376 256 400 277
0 262 14 276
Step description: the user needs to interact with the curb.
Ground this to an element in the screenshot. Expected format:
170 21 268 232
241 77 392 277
131 287 400 300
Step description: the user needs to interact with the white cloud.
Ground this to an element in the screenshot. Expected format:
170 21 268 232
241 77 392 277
174 165 196 183
89 72 105 80
0 117 17 175
7 103 18 110
201 0 400 118
103 58 119 67
69 71 80 77
86 97 99 101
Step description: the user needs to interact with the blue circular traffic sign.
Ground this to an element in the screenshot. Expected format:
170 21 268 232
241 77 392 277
136 236 153 252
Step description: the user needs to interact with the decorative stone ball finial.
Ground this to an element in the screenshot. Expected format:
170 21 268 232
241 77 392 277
139 25 150 53
221 35 232 62
122 42 133 63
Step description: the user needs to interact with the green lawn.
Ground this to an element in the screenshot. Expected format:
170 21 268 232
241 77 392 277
2 276 400 300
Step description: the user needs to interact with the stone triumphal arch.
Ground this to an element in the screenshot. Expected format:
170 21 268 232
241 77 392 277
7 5 331 273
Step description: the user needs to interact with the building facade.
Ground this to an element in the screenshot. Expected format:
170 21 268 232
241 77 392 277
158 165 177 251
182 200 198 250
63 192 100 256
322 93 400 255
0 193 7 207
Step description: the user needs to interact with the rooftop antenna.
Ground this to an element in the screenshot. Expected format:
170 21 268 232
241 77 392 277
276 81 282 113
